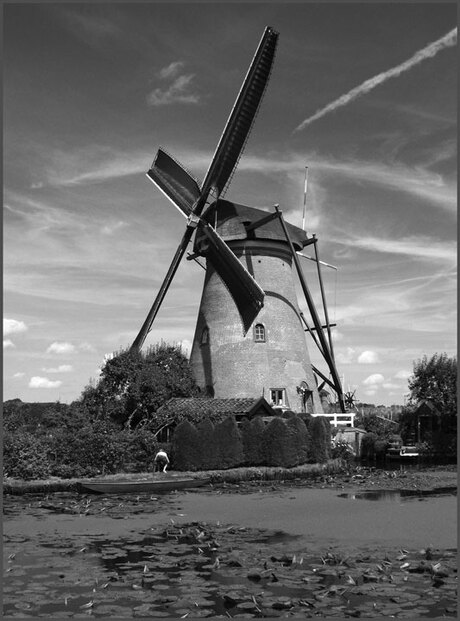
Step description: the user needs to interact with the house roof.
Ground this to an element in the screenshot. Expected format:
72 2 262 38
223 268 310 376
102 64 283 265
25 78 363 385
150 397 278 432
415 400 441 416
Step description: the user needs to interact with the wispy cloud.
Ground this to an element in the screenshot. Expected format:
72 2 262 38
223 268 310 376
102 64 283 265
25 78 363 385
295 28 457 131
3 339 15 349
147 61 200 106
336 234 456 265
358 351 380 364
42 364 73 373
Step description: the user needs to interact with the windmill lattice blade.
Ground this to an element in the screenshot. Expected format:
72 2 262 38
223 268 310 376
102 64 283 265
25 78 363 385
147 148 202 217
131 225 195 351
201 26 278 199
201 224 264 334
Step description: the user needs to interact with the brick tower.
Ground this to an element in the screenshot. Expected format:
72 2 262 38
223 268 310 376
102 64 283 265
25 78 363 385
189 199 324 413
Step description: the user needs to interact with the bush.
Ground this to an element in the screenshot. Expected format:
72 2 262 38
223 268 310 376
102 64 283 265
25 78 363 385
262 417 293 467
286 415 310 465
3 431 52 480
196 418 218 469
308 416 331 463
361 432 378 459
214 416 244 469
241 416 266 466
171 420 200 471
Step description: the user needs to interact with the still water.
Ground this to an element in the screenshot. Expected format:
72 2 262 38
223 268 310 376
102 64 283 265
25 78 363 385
3 485 457 618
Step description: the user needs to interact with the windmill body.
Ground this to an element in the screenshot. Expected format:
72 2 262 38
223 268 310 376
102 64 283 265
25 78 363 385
189 200 324 413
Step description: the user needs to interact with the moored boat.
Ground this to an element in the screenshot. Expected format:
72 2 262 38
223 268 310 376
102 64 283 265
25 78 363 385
78 476 209 494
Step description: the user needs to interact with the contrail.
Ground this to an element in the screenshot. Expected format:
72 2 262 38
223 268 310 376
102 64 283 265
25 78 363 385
294 28 457 132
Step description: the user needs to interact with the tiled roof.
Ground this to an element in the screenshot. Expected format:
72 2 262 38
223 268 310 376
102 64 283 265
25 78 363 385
157 396 274 417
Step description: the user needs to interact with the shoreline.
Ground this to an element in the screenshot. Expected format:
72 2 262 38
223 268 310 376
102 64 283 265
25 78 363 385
3 461 456 495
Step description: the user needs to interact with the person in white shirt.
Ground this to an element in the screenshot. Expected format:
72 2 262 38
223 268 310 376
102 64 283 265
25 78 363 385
154 448 170 473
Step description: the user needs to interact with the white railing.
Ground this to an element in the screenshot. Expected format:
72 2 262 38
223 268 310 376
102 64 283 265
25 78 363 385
311 412 356 427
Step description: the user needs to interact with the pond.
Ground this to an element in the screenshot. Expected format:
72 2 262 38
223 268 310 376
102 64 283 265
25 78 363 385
3 484 457 618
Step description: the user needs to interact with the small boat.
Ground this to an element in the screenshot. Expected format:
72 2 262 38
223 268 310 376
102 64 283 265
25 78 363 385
78 476 209 495
386 446 419 460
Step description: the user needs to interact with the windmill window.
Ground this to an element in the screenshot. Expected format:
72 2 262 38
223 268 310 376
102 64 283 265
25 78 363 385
201 327 209 345
254 323 266 342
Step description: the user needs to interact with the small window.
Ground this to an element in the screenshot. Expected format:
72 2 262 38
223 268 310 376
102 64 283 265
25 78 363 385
270 389 286 407
201 327 209 345
254 323 266 342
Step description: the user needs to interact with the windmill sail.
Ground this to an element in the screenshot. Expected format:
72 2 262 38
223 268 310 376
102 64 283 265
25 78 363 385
200 223 264 333
147 149 201 217
201 26 278 199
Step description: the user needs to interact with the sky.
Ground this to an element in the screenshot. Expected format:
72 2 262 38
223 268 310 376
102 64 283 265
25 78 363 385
3 2 457 406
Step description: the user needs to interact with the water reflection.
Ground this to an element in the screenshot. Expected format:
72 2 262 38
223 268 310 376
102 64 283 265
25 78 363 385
338 487 457 502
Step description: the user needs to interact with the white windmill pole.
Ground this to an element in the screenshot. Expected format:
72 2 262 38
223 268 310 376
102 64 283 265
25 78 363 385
302 166 309 232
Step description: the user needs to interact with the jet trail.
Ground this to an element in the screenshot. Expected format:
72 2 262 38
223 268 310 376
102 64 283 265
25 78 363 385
294 28 457 132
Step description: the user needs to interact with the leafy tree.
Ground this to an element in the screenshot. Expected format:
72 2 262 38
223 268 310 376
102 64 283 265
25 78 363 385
79 343 198 428
408 353 457 425
263 417 293 466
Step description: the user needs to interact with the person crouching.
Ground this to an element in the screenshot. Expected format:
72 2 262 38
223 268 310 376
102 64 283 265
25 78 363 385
154 448 170 473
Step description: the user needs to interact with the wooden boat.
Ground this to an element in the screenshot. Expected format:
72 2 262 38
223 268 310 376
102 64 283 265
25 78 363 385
78 476 209 494
386 446 419 460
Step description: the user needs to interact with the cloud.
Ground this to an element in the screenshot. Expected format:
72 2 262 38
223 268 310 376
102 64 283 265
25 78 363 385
101 221 127 236
29 376 63 389
42 364 73 373
4 318 28 336
3 339 15 349
358 350 380 364
362 373 385 386
13 372 25 378
383 382 401 390
79 342 97 352
335 347 356 364
395 369 412 380
46 342 76 355
147 62 199 106
295 28 457 131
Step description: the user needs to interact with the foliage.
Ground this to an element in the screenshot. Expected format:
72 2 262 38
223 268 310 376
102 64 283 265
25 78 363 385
262 417 293 467
171 420 201 471
214 416 244 469
331 439 355 462
408 353 457 421
241 416 265 466
79 343 198 428
360 432 379 459
195 418 218 470
286 415 310 465
354 413 397 440
3 431 52 480
308 416 331 463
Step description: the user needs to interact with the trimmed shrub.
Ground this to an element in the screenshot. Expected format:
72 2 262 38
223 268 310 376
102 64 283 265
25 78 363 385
196 418 218 469
171 420 200 471
286 415 310 465
308 416 331 463
241 416 266 466
263 417 293 467
214 416 244 469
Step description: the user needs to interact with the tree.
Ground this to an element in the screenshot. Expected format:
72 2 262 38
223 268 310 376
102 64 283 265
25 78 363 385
241 416 266 466
408 353 457 423
214 417 244 469
79 343 198 428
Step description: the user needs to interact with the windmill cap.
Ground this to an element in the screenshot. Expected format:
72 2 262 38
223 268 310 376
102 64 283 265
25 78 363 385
196 199 308 251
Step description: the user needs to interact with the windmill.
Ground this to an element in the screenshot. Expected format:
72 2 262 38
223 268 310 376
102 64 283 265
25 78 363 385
131 27 345 413
344 389 358 411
